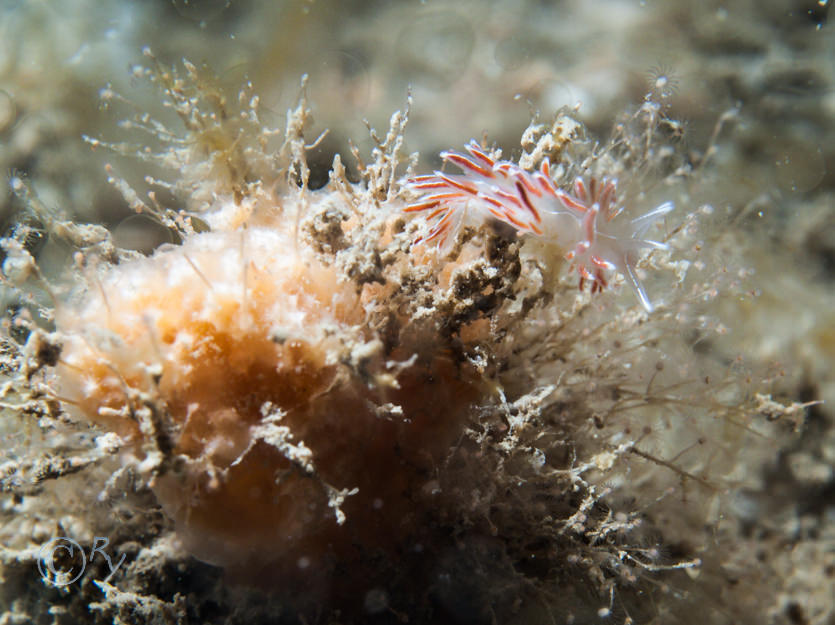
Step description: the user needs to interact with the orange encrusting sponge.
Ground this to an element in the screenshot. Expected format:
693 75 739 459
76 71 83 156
55 216 482 582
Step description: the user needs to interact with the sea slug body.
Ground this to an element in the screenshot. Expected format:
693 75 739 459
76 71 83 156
405 140 674 312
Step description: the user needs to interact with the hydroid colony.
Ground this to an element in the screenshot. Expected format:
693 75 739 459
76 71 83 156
0 55 809 624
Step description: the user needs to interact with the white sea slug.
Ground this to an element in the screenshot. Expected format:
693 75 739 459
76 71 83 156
405 140 673 312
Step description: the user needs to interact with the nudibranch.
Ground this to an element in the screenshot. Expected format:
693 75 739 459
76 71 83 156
405 140 673 312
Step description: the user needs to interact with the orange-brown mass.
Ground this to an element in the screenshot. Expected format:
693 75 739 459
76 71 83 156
55 216 482 590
